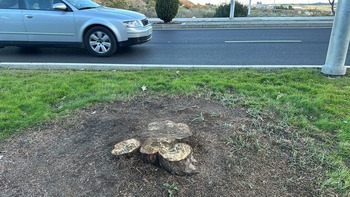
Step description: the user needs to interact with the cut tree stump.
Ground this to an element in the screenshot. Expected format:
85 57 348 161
111 138 140 156
159 143 198 175
142 120 192 140
139 137 174 164
111 120 199 176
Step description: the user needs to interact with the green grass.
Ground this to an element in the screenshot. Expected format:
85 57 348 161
0 68 349 195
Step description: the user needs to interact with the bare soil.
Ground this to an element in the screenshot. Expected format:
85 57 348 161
0 96 330 196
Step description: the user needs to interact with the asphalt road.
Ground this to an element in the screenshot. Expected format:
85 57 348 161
1 28 349 65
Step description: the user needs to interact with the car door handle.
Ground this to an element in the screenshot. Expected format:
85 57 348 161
25 15 33 19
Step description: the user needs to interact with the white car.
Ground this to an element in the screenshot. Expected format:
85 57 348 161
0 0 152 56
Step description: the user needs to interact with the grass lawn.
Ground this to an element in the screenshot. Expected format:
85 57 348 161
0 68 349 195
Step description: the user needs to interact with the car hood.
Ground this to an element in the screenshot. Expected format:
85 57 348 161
82 7 146 21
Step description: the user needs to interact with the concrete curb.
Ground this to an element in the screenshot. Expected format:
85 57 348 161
1 62 349 70
150 16 334 29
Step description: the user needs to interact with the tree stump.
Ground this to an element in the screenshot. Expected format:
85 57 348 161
142 120 192 140
159 143 198 175
111 120 199 176
111 138 140 156
139 137 174 164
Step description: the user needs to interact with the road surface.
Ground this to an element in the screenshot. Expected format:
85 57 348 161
1 28 349 66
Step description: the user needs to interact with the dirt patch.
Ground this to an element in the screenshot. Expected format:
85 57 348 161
0 96 330 196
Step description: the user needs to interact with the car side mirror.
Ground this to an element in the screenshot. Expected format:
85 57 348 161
53 3 67 11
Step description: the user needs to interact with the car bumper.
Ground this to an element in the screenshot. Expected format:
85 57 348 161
119 34 152 47
119 25 152 47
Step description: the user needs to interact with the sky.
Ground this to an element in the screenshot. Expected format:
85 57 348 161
189 0 334 5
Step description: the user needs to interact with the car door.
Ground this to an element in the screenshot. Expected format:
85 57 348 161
22 0 77 42
0 0 28 42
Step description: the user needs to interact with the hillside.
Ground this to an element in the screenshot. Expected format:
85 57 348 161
96 0 207 9
126 0 146 6
180 0 208 8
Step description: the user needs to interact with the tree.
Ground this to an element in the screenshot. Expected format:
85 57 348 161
214 1 248 17
155 0 180 23
328 0 335 15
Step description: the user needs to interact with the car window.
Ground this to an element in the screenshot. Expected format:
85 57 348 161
0 0 20 9
65 0 99 10
24 0 54 10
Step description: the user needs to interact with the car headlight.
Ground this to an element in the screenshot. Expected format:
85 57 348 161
123 20 143 28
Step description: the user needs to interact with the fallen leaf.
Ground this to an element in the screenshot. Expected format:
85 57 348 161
276 93 284 100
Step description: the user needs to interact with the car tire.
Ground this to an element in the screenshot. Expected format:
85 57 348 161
84 26 117 57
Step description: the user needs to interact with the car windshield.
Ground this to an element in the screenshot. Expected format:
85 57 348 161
65 0 100 10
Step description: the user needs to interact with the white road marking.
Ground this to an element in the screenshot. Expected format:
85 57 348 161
225 40 302 43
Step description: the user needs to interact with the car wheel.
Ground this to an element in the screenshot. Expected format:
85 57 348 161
84 27 117 57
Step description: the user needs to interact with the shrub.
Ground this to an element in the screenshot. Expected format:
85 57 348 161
274 5 294 10
100 0 128 9
155 0 180 23
176 7 216 18
214 1 248 17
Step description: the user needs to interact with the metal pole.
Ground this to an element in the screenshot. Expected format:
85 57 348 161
322 0 350 76
229 0 235 19
248 0 252 16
